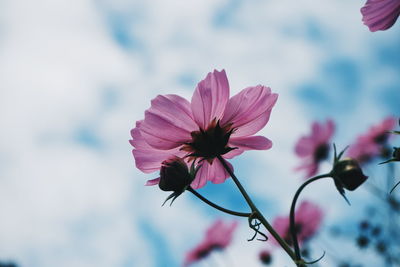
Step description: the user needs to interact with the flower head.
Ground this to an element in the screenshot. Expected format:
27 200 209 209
183 220 237 266
361 0 400 32
131 70 278 188
347 117 397 164
272 201 323 247
295 119 335 178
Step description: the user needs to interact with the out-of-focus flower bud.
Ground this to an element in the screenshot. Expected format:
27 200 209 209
356 235 369 249
379 147 400 164
393 147 400 160
259 250 272 265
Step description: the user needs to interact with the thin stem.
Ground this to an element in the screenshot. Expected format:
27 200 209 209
387 161 395 192
216 156 297 263
386 163 396 267
391 180 400 194
187 187 251 217
289 174 332 261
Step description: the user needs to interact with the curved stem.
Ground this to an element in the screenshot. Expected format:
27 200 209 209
217 156 297 263
187 187 251 217
391 180 400 194
289 174 332 261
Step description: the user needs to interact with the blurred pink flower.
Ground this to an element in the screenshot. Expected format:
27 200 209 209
183 220 238 266
271 201 323 246
130 69 278 188
347 117 396 164
294 119 335 178
361 0 400 32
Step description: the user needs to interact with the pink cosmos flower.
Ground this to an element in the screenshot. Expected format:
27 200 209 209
130 69 278 189
271 201 323 246
183 220 237 266
294 120 335 178
347 117 396 164
361 0 400 32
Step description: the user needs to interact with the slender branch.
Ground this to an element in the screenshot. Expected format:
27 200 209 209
187 187 251 217
391 181 400 194
217 156 297 263
387 161 395 192
289 174 332 261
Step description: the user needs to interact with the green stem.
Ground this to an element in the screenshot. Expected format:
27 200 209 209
217 156 297 264
289 174 332 261
187 187 251 217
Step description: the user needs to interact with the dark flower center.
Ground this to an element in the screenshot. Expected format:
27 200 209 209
181 119 236 161
314 143 329 162
374 133 389 144
283 223 304 246
196 244 222 259
358 154 372 164
295 223 303 234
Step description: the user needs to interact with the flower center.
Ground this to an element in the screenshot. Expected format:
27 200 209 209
196 244 221 259
374 133 388 144
283 223 304 246
181 119 236 162
314 144 329 162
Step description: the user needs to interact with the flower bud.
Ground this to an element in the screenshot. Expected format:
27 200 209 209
158 157 200 206
333 158 368 191
259 250 272 265
159 157 193 192
356 235 369 249
379 147 400 164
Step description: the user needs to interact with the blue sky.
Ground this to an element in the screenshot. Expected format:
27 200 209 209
0 0 399 266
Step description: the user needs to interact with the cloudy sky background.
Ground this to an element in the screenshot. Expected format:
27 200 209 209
0 0 399 266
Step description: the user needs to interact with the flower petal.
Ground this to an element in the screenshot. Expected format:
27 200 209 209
271 216 290 246
229 136 272 151
222 85 278 137
191 70 230 129
206 220 238 248
294 161 319 178
294 137 316 157
296 201 323 239
361 0 400 32
320 119 335 142
140 94 197 149
190 160 233 189
130 121 185 173
145 177 160 186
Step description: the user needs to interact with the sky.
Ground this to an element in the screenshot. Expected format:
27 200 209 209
0 0 399 266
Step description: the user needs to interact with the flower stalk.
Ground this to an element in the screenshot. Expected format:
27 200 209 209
289 174 332 262
217 155 298 264
187 187 251 217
